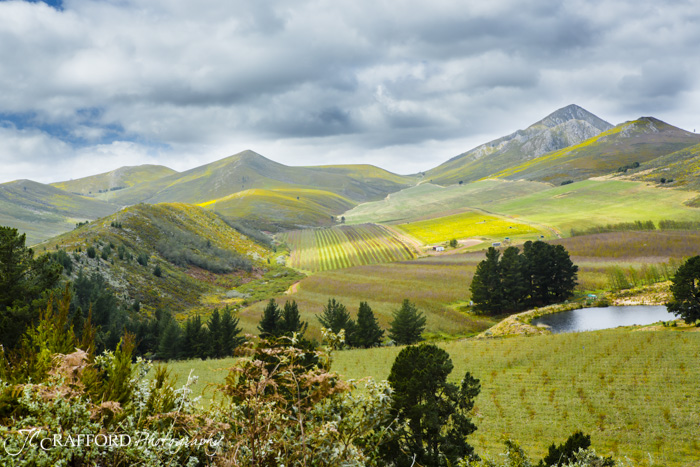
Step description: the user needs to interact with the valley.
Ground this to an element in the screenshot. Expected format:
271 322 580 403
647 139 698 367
2 104 700 465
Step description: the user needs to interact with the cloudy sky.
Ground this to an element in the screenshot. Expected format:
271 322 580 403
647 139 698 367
1 0 699 184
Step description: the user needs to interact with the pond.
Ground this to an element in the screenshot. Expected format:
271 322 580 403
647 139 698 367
531 305 676 333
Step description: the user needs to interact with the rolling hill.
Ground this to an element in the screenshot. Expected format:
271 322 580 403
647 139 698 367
618 142 700 193
425 104 613 185
49 164 177 198
40 203 284 314
490 117 700 185
50 150 417 231
0 180 118 245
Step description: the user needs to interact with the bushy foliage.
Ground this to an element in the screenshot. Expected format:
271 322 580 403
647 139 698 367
461 440 622 467
152 217 251 273
570 220 655 237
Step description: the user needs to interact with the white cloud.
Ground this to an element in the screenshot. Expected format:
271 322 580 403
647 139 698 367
0 0 699 183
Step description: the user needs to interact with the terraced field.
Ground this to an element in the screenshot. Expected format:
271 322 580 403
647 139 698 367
395 210 547 244
280 223 417 272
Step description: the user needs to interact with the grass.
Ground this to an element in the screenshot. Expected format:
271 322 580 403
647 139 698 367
237 253 495 342
482 179 700 234
332 329 700 466
394 209 546 244
279 223 417 272
343 180 549 225
164 328 700 467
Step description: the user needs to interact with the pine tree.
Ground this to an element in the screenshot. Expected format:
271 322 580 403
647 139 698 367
182 315 208 359
258 299 281 337
470 247 503 315
207 308 223 358
388 299 426 345
158 319 182 360
279 300 308 338
354 301 384 348
499 246 528 312
317 298 356 345
221 306 246 356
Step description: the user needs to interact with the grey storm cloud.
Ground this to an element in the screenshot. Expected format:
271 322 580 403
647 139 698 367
0 0 699 183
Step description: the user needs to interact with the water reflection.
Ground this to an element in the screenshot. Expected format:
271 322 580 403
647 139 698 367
531 305 676 333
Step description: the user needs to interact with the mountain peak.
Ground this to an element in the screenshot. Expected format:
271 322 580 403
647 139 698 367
533 104 612 132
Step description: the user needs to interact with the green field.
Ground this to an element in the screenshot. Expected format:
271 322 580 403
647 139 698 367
344 180 549 225
279 223 417 272
164 328 700 467
485 179 700 234
344 178 700 239
395 209 546 244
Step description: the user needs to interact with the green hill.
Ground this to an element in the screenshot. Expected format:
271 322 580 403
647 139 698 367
425 104 613 186
0 180 118 245
50 164 177 198
619 142 700 192
490 117 700 185
87 150 416 230
41 203 283 314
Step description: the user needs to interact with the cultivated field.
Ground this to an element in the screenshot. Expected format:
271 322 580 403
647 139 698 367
332 328 700 467
279 223 417 272
394 209 546 244
165 328 700 467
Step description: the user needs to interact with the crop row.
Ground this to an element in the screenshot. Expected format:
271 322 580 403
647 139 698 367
281 223 416 272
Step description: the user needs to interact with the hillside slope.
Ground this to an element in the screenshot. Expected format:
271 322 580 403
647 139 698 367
50 164 177 198
425 104 613 185
42 203 278 313
0 180 118 245
491 117 700 185
619 142 700 192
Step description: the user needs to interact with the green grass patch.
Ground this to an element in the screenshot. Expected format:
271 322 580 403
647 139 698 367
394 209 545 244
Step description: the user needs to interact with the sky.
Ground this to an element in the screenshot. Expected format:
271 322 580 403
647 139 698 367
1 0 699 184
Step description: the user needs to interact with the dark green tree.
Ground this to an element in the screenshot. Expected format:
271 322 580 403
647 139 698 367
388 299 426 345
354 301 384 348
317 298 356 345
383 343 480 467
0 227 62 349
207 308 223 358
158 318 182 360
550 244 579 302
279 300 308 338
153 264 163 277
667 255 700 324
182 315 208 359
470 247 503 314
258 299 282 337
538 431 613 467
499 246 528 312
221 306 246 356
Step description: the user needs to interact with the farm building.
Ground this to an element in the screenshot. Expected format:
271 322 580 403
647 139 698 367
434 246 445 252
492 242 501 247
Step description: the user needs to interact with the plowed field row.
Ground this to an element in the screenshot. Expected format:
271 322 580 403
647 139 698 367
281 223 417 272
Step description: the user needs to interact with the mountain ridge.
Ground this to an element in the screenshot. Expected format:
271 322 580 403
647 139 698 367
425 104 614 185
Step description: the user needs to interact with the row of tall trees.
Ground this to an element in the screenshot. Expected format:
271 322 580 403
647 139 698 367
257 297 428 348
470 241 579 315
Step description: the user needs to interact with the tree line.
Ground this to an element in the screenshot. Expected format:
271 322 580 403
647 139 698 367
257 296 427 348
470 241 578 315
